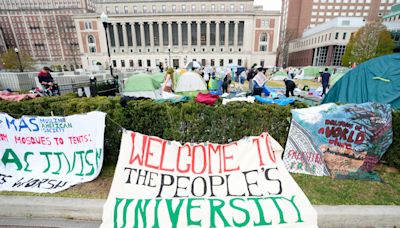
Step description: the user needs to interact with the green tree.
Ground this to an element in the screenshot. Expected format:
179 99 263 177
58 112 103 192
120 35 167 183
0 49 36 71
341 21 395 67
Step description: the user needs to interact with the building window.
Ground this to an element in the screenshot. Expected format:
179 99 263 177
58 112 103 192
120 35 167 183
228 21 234 45
220 59 224 66
147 59 151 67
143 6 147 13
261 19 269 28
201 4 206 12
238 59 242 65
121 60 125 67
129 60 134 67
219 22 225 45
230 4 235 12
172 22 178 46
172 5 176 12
88 35 96 53
115 6 119 14
343 32 347 40
133 6 137 13
153 22 159 46
152 5 156 13
191 22 197 45
221 4 225 12
210 21 216 45
113 60 117 67
192 4 196 12
124 6 128 13
84 21 92 30
240 4 244 12
162 5 166 12
238 21 244 46
182 22 188 45
138 60 142 67
182 5 186 12
335 32 339 39
259 32 268 52
200 21 207 45
211 4 215 12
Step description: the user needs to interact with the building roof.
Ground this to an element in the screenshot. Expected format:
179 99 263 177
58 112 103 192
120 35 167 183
302 17 365 38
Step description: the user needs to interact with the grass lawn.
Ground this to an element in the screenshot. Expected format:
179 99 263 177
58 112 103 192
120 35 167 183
1 164 399 205
267 79 321 89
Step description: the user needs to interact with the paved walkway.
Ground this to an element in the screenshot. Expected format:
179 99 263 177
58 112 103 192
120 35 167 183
0 196 399 227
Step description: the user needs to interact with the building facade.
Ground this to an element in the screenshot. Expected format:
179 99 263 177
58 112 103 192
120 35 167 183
0 0 96 70
383 3 400 52
74 0 280 70
288 17 365 66
278 0 400 67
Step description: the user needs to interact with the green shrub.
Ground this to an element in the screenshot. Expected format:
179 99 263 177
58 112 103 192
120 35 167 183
0 96 398 169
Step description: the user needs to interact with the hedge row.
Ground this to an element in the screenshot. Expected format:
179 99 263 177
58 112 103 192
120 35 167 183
0 95 399 169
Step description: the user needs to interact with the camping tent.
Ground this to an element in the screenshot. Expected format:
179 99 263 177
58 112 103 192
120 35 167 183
175 71 207 96
322 54 400 109
122 73 162 99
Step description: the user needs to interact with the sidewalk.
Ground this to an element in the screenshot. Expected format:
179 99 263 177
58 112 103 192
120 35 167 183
0 195 399 227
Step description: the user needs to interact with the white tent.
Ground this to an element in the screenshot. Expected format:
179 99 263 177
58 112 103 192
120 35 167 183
175 71 207 92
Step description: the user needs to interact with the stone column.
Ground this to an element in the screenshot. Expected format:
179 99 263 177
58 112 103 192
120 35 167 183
122 22 128 50
140 22 145 48
149 22 154 49
206 21 210 47
234 21 239 48
225 21 229 48
113 23 119 50
216 21 220 47
188 21 192 47
178 21 182 51
197 21 201 47
130 22 137 50
168 21 172 47
158 22 164 49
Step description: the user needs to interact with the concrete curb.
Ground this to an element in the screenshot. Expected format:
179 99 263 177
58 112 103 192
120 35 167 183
1 196 400 227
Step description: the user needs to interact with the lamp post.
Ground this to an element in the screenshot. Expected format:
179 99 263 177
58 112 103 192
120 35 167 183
14 48 23 72
168 45 171 67
100 12 114 78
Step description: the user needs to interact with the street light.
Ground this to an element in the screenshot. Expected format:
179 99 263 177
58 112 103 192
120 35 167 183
14 48 23 72
168 45 171 67
100 12 114 78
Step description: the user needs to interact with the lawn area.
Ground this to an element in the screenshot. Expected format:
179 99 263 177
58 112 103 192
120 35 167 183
1 164 399 205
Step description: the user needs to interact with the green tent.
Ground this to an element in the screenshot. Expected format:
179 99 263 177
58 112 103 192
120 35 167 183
122 73 162 99
329 72 345 86
149 72 165 84
322 54 400 109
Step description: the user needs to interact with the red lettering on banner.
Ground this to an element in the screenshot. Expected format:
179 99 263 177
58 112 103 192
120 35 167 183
145 136 163 169
208 144 222 174
129 132 143 165
159 140 173 172
265 133 276 163
177 145 191 173
252 138 265 166
192 145 207 174
222 142 240 172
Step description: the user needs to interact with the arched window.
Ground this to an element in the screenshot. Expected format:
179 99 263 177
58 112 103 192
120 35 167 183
88 35 95 44
88 35 96 53
259 32 268 52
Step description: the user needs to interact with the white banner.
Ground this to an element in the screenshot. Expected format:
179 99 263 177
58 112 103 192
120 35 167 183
102 131 317 227
0 111 106 193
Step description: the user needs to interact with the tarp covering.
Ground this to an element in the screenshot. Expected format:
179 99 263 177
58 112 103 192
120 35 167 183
101 131 318 227
283 102 393 181
322 54 400 109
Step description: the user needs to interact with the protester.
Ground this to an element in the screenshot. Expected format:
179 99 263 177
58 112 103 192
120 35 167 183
203 69 210 90
159 62 164 72
38 66 59 96
252 67 267 96
222 70 232 93
162 67 174 93
320 68 331 97
284 78 296 97
247 65 256 91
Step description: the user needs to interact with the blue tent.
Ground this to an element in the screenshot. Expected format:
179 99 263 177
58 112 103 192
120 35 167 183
322 54 400 109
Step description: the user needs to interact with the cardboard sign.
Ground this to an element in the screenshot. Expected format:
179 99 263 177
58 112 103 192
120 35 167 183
0 111 106 193
102 131 317 227
283 103 392 181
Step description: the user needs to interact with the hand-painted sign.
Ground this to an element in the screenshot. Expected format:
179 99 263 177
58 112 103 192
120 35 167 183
101 131 317 227
0 111 106 193
283 103 392 181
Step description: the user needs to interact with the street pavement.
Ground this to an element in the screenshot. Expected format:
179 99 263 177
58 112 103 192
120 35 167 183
0 196 400 227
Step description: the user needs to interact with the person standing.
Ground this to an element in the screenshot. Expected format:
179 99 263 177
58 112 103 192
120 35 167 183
283 78 296 97
247 65 256 91
252 67 267 96
320 68 331 97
